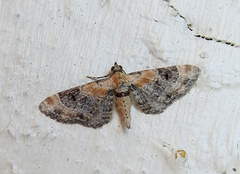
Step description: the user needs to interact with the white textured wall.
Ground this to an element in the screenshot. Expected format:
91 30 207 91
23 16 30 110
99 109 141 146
1 0 240 173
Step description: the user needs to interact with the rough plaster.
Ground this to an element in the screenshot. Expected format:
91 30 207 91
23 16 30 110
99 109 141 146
0 0 240 174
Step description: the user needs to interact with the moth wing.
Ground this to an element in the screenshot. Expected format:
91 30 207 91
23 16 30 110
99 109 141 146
128 65 200 114
38 79 115 128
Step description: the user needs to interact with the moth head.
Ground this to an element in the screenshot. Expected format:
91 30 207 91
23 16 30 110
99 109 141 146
111 62 124 73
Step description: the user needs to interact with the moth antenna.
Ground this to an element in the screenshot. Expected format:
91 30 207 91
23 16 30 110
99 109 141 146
86 73 111 80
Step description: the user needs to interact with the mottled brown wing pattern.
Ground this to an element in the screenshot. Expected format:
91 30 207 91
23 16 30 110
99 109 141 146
128 65 200 114
39 63 200 129
38 79 115 128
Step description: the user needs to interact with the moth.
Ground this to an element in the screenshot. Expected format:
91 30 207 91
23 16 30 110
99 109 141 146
39 62 200 129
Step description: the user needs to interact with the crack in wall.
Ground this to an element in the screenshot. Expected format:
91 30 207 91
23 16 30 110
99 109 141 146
165 1 239 48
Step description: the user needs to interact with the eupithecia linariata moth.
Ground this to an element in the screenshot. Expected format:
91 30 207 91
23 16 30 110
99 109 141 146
39 62 200 129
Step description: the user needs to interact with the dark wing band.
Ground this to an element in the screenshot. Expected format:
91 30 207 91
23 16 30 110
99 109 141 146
39 80 115 128
128 65 200 114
